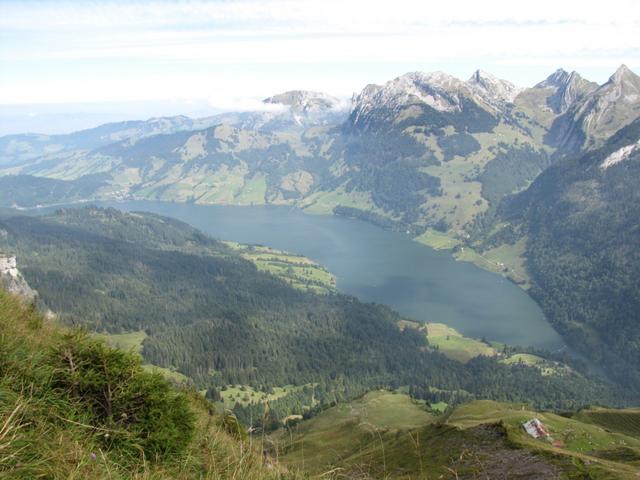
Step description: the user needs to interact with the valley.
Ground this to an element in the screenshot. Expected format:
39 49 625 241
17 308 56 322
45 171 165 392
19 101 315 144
4 2 640 478
72 199 564 350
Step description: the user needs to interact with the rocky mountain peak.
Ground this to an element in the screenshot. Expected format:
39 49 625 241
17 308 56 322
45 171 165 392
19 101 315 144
535 69 597 114
350 71 466 119
467 69 522 105
610 64 635 84
603 65 640 95
546 65 640 153
590 64 640 105
263 90 341 114
536 69 571 88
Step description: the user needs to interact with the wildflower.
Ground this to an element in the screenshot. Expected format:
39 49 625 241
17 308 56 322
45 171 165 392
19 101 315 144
90 452 97 461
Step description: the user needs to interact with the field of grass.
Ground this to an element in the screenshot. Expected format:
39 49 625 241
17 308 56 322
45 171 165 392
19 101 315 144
275 395 640 478
225 241 336 294
219 384 314 409
481 236 532 288
300 186 385 216
500 353 568 376
413 229 461 250
421 155 487 233
453 246 530 290
92 330 146 353
142 364 191 383
501 353 545 366
426 323 497 363
404 321 571 376
272 390 437 474
92 330 192 384
400 320 498 363
429 401 448 413
574 407 640 439
233 173 267 205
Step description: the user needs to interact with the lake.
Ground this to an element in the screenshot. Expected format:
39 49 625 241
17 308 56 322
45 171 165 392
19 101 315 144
96 200 565 351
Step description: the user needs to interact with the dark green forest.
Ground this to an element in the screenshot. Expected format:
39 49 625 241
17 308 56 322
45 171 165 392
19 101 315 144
500 118 640 394
0 207 632 427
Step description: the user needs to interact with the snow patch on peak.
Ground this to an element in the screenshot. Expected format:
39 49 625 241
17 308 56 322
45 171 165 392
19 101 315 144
600 140 640 170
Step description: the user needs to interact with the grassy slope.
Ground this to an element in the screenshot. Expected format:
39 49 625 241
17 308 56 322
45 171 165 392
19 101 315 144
400 319 497 363
272 390 437 474
574 408 640 439
0 289 296 480
447 400 640 478
425 323 497 363
275 396 640 479
224 241 336 294
219 384 315 409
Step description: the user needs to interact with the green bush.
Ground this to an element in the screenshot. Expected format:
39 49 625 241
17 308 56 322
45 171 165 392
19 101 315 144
50 332 195 459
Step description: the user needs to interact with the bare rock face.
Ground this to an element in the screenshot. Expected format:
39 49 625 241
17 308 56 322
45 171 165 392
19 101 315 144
546 65 640 154
346 70 507 133
349 71 469 131
467 69 523 109
263 90 341 115
0 255 37 302
534 69 598 114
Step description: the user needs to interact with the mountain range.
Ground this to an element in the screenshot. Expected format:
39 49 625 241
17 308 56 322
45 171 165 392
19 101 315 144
3 65 640 479
2 65 640 395
3 66 638 229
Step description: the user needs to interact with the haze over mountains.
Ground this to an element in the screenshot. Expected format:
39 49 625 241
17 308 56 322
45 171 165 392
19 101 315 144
2 66 638 227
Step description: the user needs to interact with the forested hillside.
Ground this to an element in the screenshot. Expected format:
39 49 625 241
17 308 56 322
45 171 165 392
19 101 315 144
0 207 629 430
4 282 640 479
496 118 640 392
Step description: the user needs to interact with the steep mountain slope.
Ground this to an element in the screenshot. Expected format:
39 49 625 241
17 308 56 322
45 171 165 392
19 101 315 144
0 288 293 479
498 118 640 391
329 70 553 232
546 65 640 155
3 278 638 479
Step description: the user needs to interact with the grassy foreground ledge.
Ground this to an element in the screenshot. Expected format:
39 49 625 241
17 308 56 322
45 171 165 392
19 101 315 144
0 289 295 479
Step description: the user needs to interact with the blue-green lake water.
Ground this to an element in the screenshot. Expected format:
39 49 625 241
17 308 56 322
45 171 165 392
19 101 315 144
95 201 564 351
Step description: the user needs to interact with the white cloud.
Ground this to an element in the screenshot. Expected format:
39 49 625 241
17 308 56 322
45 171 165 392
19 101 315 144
0 0 638 105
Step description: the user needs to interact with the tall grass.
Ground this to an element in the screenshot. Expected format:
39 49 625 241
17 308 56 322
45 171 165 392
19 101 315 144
0 290 298 479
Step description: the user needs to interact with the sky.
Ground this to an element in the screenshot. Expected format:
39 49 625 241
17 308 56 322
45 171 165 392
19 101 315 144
1 0 639 134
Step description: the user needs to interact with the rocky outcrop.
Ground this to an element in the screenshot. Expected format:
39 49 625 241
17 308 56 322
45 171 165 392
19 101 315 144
467 69 523 110
546 65 640 154
0 255 37 302
534 69 598 115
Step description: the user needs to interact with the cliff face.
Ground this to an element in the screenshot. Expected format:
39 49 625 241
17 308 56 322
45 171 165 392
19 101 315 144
0 254 37 301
